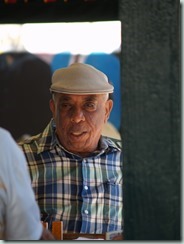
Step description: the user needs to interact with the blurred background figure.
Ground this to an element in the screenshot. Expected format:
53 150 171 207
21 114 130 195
0 52 52 140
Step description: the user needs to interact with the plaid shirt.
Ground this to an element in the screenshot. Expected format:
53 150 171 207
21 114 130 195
19 119 123 234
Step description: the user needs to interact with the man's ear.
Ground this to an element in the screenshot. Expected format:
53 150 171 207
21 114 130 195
49 99 55 116
105 99 113 123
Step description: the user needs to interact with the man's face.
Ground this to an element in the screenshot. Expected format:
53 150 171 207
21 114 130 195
50 93 113 156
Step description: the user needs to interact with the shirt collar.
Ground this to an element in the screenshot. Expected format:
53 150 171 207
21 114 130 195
37 119 57 154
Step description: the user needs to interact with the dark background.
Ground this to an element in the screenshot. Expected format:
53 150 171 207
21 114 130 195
0 0 119 23
0 0 181 240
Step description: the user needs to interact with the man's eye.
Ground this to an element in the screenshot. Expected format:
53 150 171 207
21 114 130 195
85 103 96 110
61 103 72 109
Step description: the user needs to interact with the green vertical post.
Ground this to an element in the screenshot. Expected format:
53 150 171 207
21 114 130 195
119 0 181 240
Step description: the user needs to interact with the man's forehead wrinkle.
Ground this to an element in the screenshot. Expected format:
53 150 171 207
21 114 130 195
84 95 98 101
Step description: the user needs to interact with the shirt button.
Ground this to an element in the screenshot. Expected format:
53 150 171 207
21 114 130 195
84 210 89 215
84 185 88 190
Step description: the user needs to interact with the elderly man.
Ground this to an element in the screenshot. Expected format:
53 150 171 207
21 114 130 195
19 63 123 235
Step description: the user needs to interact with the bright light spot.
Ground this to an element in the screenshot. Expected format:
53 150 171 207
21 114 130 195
0 21 121 54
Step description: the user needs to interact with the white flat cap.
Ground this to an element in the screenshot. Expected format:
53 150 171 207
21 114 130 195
50 63 114 94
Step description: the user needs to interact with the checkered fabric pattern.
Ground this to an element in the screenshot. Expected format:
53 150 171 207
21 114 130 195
19 119 123 234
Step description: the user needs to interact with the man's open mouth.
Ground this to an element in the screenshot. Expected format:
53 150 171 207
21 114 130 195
71 131 87 137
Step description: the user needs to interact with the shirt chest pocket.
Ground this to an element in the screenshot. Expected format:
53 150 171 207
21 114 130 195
103 180 123 205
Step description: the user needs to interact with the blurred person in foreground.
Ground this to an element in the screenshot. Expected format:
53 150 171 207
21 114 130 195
0 127 54 240
19 63 123 235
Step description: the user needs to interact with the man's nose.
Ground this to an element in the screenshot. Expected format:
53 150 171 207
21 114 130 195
71 108 85 123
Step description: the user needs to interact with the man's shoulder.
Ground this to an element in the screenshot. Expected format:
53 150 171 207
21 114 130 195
18 133 41 152
110 137 122 149
103 136 122 150
18 121 54 153
18 134 40 144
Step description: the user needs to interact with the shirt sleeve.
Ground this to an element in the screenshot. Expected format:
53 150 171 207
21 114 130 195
0 129 42 240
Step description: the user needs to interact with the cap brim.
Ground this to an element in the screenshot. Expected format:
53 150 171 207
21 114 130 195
50 84 114 95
